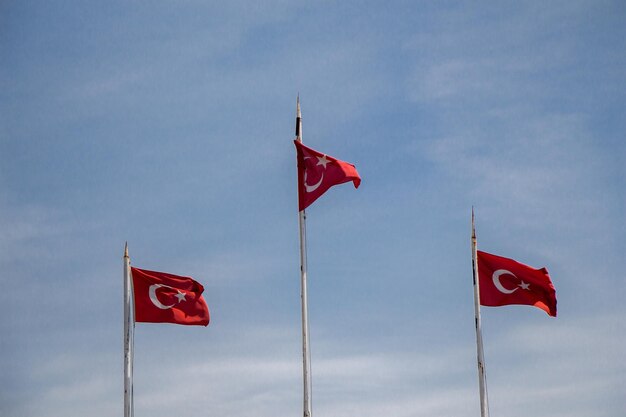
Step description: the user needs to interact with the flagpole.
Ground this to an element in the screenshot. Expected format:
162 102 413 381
296 95 313 417
123 243 134 417
471 209 489 417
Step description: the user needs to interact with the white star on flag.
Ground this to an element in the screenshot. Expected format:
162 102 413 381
316 155 330 169
175 291 187 302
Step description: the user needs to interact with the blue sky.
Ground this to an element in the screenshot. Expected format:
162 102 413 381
1 1 625 416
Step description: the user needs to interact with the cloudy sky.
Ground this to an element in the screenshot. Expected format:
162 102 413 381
1 1 625 416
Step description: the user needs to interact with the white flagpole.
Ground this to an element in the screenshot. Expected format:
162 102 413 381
471 209 489 417
123 243 134 417
296 95 313 417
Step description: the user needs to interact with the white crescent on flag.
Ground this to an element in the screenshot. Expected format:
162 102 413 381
492 269 519 294
303 156 324 192
148 284 176 309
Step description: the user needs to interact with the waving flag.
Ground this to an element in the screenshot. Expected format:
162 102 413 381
131 267 210 326
294 140 361 211
477 250 557 317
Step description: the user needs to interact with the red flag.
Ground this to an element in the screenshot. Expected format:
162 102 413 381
294 140 361 211
131 267 210 326
477 250 557 317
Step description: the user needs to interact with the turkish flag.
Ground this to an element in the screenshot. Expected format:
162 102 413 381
131 267 210 326
477 251 557 317
294 140 361 211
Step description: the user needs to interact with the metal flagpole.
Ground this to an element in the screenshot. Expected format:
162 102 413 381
296 95 313 417
123 243 134 417
471 209 489 417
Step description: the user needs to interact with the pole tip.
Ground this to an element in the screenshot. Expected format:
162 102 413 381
471 207 476 238
296 93 301 117
295 94 302 140
124 242 129 258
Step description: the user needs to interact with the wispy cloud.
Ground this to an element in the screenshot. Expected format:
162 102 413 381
1 2 624 417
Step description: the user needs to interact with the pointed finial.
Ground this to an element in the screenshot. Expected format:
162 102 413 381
297 93 301 117
295 94 302 139
124 241 129 258
471 207 476 239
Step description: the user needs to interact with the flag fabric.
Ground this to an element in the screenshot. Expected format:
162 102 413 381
294 140 361 211
131 267 210 326
477 250 557 317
